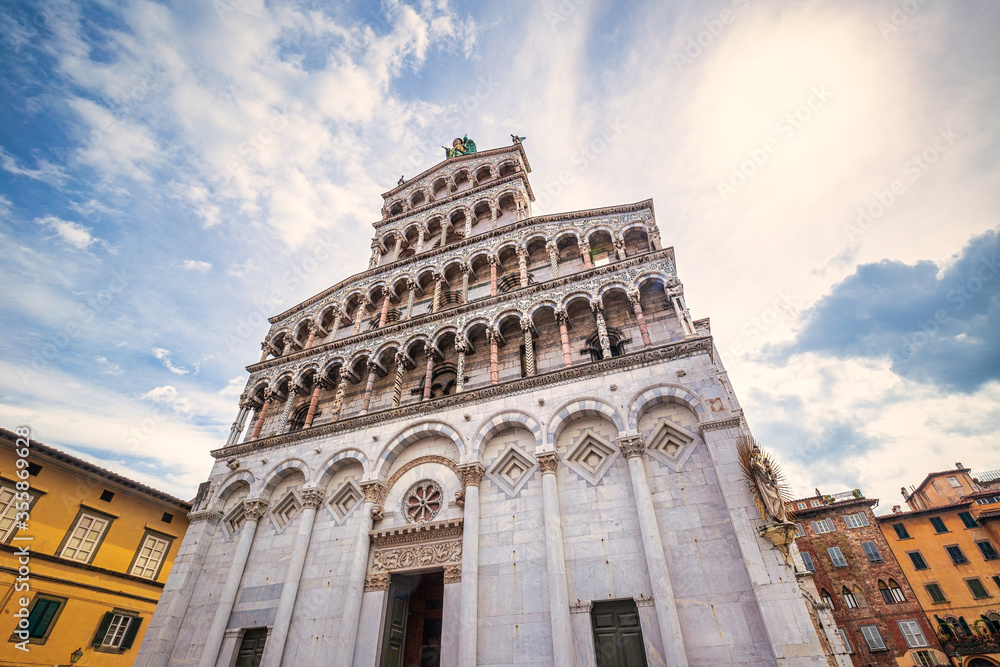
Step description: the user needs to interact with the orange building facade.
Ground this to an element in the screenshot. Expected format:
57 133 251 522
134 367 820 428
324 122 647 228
0 427 191 666
878 464 1000 667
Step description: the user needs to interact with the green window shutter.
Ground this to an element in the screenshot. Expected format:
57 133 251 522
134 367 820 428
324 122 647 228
27 599 60 638
92 611 115 647
121 616 143 650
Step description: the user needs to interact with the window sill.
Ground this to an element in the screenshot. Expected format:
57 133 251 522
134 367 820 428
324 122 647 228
94 646 127 654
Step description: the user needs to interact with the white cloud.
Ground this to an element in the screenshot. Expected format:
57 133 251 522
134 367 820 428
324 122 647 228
152 347 189 375
179 259 212 273
0 146 67 185
95 356 123 376
37 215 103 251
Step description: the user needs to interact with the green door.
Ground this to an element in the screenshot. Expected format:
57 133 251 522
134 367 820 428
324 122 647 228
591 600 648 667
234 628 267 667
380 576 411 667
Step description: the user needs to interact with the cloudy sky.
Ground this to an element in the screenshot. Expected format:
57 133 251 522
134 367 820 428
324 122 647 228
1 0 998 507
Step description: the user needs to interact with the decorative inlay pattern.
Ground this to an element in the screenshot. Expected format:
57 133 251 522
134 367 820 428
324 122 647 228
402 480 444 524
443 564 462 584
563 430 619 486
328 481 362 524
487 445 537 498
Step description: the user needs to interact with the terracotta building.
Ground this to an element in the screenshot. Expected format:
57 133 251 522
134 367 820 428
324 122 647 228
790 489 945 667
878 464 1000 667
0 427 191 666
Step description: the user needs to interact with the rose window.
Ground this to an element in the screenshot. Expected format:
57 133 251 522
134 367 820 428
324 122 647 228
402 480 443 524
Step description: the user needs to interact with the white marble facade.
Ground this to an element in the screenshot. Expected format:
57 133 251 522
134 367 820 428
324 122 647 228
137 142 833 666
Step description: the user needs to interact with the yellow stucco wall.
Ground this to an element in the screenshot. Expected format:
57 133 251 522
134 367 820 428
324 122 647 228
0 432 190 666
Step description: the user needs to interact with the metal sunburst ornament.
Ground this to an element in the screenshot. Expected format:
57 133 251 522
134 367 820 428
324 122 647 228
737 435 794 525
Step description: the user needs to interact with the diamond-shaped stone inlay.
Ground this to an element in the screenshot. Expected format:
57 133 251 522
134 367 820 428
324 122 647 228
564 430 619 486
270 491 301 532
329 481 362 525
646 420 697 471
487 444 538 498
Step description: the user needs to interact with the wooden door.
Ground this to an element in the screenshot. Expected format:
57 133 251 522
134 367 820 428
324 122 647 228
591 600 648 667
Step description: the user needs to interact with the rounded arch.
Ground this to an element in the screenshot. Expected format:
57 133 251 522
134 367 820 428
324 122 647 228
474 410 542 457
209 470 256 510
258 458 312 500
546 398 626 447
627 383 707 428
314 449 369 486
375 420 466 477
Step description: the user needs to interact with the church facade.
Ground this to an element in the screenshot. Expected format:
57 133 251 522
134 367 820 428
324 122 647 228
137 139 833 666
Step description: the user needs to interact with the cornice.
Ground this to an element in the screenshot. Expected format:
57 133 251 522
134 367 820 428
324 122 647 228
214 335 713 459
370 517 464 548
698 416 743 433
254 247 672 372
381 143 531 200
268 198 656 324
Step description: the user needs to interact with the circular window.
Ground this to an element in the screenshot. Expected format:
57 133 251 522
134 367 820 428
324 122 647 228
402 480 443 524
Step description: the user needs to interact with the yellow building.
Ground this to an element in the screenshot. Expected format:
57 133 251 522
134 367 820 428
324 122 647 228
877 463 1000 667
0 427 191 666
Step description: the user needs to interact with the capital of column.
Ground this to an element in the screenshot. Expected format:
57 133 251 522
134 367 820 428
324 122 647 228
537 452 559 474
458 463 486 487
515 246 528 258
300 487 326 509
580 239 591 251
627 289 641 305
554 308 568 324
487 254 499 266
365 572 391 592
546 240 558 252
242 499 268 520
591 300 604 313
306 320 320 334
394 351 407 367
460 263 471 275
238 394 254 410
617 434 645 458
187 509 223 524
521 320 534 334
407 278 418 290
443 564 462 584
361 481 385 504
454 338 469 353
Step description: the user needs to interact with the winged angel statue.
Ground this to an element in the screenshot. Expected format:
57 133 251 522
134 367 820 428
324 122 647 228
443 135 477 158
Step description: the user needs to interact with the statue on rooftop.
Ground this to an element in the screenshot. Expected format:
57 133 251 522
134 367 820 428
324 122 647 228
443 135 477 159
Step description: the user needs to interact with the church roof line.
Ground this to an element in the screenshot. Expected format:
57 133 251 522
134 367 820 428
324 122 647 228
380 142 531 200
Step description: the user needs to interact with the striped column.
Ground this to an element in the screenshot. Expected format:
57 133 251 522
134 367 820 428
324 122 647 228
517 247 529 287
522 323 535 377
360 360 377 415
455 341 466 393
352 303 366 334
330 376 347 421
391 353 405 407
405 280 416 319
593 304 612 359
488 330 499 385
556 310 573 367
547 241 559 278
629 290 652 347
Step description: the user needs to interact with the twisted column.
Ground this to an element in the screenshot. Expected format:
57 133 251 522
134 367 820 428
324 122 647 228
330 375 347 421
537 454 575 666
432 274 443 313
250 392 272 439
405 279 416 320
464 212 472 238
629 290 652 347
339 482 382 666
461 264 470 303
619 435 688 666
391 352 406 408
556 310 573 367
360 359 377 415
422 347 435 400
261 488 325 667
458 464 486 665
593 303 612 360
416 227 426 253
329 308 343 338
368 243 382 269
547 241 559 278
198 499 267 667
455 340 466 393
487 329 500 385
278 386 298 433
281 337 294 356
579 239 593 269
490 202 498 230
489 256 498 296
522 322 535 377
517 246 529 287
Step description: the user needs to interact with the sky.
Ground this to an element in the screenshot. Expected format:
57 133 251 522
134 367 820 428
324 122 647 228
1 0 998 509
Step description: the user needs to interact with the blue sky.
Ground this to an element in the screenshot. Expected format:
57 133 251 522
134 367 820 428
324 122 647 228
2 0 998 507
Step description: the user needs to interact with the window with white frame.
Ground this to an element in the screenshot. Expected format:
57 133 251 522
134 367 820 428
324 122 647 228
0 484 26 543
797 502 807 510
811 519 835 534
862 541 883 562
947 475 961 488
912 649 942 666
810 500 821 507
60 512 110 563
93 611 142 650
820 589 834 609
844 512 869 528
131 533 170 579
827 546 847 567
843 587 859 609
837 628 852 654
859 625 887 651
898 620 929 648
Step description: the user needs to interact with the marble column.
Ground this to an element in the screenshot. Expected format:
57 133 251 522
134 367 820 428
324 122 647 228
250 394 272 439
455 340 466 393
369 244 382 269
281 337 294 356
628 290 652 347
303 321 318 350
490 203 498 230
537 454 575 666
329 308 343 339
378 288 391 328
517 247 529 287
360 360 377 415
405 280 416 320
488 330 499 385
259 342 269 363
556 310 573 367
547 241 559 278
613 238 626 262
141 510 222 667
432 274 443 313
441 221 450 247
669 290 696 337
330 376 347 421
339 482 382 667
226 397 252 446
464 213 472 238
489 256 498 296
618 435 688 667
648 226 661 251
458 464 485 665
198 499 267 667
580 240 593 269
278 387 297 433
352 303 366 335
461 265 470 303
416 227 426 254
393 235 403 259
593 304 612 360
302 381 323 429
522 322 535 377
261 488 325 667
442 566 462 667
423 347 435 400
391 352 405 408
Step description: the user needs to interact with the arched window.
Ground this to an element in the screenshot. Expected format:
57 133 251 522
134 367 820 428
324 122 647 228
287 404 310 432
415 364 457 398
586 327 629 362
887 579 905 603
843 586 859 609
820 589 834 609
853 585 868 608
